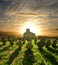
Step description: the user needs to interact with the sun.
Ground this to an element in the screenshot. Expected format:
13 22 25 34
20 20 41 36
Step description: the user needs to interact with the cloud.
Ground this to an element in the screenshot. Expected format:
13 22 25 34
0 0 58 36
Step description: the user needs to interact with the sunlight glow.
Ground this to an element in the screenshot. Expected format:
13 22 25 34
20 20 41 36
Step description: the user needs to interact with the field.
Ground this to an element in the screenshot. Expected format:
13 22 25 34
0 36 58 65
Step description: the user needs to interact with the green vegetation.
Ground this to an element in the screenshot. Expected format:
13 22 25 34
0 37 58 65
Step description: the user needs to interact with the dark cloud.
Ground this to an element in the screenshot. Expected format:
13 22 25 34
55 29 58 31
0 0 12 20
47 2 58 9
0 0 12 10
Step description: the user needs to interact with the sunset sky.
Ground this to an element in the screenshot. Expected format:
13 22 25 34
0 0 58 37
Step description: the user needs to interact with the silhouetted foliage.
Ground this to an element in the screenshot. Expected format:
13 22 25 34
45 39 51 47
52 39 57 48
23 49 35 65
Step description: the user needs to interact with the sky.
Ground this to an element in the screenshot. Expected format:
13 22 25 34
0 0 58 37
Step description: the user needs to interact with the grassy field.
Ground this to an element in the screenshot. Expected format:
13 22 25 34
0 37 58 65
